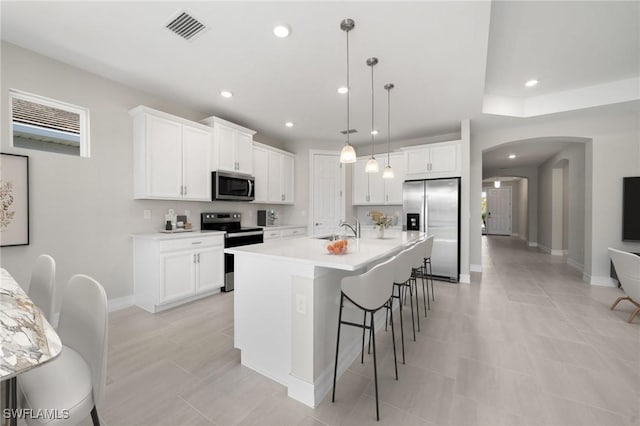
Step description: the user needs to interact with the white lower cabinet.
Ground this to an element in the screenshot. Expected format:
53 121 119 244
133 233 225 313
263 226 307 240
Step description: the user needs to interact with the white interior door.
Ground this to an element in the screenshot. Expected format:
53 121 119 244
311 153 344 236
487 187 512 235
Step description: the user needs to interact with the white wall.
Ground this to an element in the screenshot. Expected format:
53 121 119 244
0 42 287 308
537 145 585 266
517 178 528 240
471 104 640 284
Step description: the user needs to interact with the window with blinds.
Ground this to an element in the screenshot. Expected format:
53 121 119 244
9 90 90 157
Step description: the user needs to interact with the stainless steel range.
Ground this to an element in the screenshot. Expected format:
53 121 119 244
201 212 264 292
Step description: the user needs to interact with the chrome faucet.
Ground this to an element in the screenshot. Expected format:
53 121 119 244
339 218 361 239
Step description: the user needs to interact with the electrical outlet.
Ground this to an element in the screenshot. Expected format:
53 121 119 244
296 294 306 315
143 209 151 220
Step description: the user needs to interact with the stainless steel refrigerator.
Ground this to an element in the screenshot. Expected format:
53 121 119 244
403 178 460 282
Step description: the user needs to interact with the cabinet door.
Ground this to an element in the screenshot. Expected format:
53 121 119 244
268 151 282 203
351 158 370 205
252 146 269 203
384 152 406 204
159 251 196 304
215 124 237 172
368 164 385 204
429 143 458 175
182 126 211 201
146 115 182 198
236 132 254 174
196 246 224 293
281 154 295 203
405 148 429 175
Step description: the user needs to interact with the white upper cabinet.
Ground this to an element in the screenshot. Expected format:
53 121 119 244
351 153 406 206
130 106 212 201
200 116 256 174
181 126 212 200
252 145 269 203
383 152 406 204
403 140 461 178
252 142 295 204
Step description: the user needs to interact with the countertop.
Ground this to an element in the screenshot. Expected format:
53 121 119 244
131 230 226 240
226 229 424 271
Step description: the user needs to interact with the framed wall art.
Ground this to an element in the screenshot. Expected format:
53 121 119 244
0 153 29 246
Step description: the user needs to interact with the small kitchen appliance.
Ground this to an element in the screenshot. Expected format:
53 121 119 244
201 212 264 292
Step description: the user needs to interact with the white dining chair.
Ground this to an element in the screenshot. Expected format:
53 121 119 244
28 254 56 325
608 248 640 323
332 256 397 421
19 274 108 426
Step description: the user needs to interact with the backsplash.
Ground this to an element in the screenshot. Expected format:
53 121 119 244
353 206 403 229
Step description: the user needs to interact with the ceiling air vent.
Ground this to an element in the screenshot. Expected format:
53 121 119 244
340 129 358 135
166 11 207 41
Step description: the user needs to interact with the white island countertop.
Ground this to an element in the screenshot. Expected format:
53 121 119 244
226 230 424 271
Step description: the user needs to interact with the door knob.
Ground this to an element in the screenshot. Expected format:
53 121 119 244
315 222 322 226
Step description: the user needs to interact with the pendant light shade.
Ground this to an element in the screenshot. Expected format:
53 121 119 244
340 144 357 163
383 83 395 179
494 180 501 188
339 19 356 164
366 57 379 173
365 157 379 173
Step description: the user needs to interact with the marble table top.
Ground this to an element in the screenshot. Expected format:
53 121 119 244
0 268 62 380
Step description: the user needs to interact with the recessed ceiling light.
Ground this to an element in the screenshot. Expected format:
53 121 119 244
370 130 379 135
525 79 538 87
273 24 291 38
285 122 294 128
508 154 517 159
337 87 348 94
220 90 233 98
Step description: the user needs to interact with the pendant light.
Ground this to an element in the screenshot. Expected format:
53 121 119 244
382 83 395 179
494 180 501 188
365 57 379 173
339 19 356 163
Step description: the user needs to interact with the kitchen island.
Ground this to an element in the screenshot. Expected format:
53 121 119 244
226 230 424 407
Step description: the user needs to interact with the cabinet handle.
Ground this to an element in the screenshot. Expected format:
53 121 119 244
192 241 202 245
197 253 200 263
184 186 187 196
180 186 183 196
386 194 389 201
193 254 197 264
281 194 285 201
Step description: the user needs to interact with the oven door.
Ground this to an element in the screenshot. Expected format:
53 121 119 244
213 171 255 201
223 231 264 292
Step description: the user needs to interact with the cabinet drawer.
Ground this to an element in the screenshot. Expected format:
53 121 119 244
159 236 223 253
281 227 306 239
264 230 282 240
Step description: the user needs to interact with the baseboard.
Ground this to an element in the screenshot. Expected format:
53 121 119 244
582 273 617 287
528 241 538 247
562 249 569 255
511 233 519 237
470 264 482 273
538 244 563 256
108 295 135 312
566 258 584 272
459 273 471 284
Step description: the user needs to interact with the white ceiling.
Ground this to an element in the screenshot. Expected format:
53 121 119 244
1 1 637 145
485 1 640 98
482 138 584 170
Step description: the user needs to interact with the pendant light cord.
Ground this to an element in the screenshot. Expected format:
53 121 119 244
346 30 350 146
371 62 375 158
387 87 391 165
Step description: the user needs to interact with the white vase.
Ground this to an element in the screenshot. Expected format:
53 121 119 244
377 226 385 239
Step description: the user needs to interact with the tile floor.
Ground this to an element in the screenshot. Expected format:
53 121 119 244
94 236 639 425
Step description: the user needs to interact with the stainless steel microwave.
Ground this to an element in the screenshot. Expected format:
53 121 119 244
212 171 255 201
